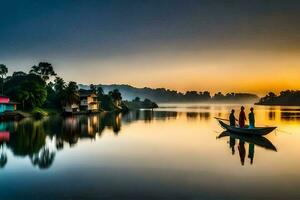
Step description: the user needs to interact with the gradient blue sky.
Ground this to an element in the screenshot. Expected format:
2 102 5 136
1 0 300 93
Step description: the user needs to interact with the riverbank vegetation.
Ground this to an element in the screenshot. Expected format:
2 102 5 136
256 90 300 106
123 97 158 110
0 62 158 118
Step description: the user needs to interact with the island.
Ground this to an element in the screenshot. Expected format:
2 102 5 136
255 90 300 106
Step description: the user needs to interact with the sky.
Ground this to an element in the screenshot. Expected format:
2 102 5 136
1 0 300 95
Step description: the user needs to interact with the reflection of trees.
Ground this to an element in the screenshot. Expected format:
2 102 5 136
0 145 7 168
186 112 210 121
1 119 53 169
187 112 198 120
0 153 7 168
30 147 55 169
144 110 154 122
199 112 210 120
268 111 276 120
280 112 300 121
0 110 190 169
123 110 178 122
8 120 46 157
122 110 181 123
100 113 121 134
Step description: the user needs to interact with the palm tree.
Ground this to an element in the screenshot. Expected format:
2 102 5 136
90 84 96 93
110 89 122 106
17 90 31 110
64 81 80 107
0 64 8 94
97 87 104 100
54 77 66 93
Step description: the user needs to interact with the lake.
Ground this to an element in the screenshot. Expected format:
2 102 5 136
1 103 300 199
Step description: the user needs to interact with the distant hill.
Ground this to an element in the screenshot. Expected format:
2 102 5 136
78 84 259 103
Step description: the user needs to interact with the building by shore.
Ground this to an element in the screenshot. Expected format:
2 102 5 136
0 95 17 114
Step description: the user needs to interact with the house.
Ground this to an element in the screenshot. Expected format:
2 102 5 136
63 90 100 114
79 89 99 112
0 95 17 114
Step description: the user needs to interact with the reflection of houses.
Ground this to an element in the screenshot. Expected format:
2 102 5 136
64 90 100 114
0 131 9 142
0 95 17 114
63 103 79 113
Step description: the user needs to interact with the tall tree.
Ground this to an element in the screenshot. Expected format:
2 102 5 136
0 64 8 94
54 77 66 93
12 71 27 77
97 87 104 100
110 89 122 102
90 84 96 93
30 62 56 81
63 81 80 106
4 73 47 109
109 89 122 107
17 90 30 110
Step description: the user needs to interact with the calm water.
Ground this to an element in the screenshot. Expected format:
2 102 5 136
1 103 300 199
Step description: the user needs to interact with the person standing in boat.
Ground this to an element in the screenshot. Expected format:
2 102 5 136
229 109 237 127
249 107 255 128
239 106 246 128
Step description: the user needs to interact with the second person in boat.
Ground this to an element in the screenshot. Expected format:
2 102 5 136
239 106 246 128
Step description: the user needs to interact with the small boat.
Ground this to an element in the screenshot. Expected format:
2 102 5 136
217 131 277 151
216 118 276 136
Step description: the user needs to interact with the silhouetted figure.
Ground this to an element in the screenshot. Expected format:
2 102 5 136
239 106 246 128
249 107 255 128
229 109 237 126
238 140 246 165
229 137 236 155
248 143 255 164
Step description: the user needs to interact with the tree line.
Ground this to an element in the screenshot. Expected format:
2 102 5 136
256 90 300 106
0 62 127 112
92 84 259 103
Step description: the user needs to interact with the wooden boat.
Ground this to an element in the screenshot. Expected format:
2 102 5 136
217 131 277 151
216 118 276 136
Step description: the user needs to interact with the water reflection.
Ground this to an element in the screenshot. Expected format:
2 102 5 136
186 112 210 121
0 105 298 170
268 108 276 120
2 105 300 199
123 110 178 123
217 131 277 166
265 107 300 122
281 112 300 121
0 110 182 169
0 145 7 168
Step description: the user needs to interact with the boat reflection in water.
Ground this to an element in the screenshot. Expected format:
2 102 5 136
217 131 277 166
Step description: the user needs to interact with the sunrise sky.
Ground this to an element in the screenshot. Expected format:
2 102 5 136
1 0 300 95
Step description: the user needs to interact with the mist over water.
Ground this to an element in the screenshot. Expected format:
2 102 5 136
1 103 300 199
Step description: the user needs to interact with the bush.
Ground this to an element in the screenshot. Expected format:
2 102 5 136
31 108 47 119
